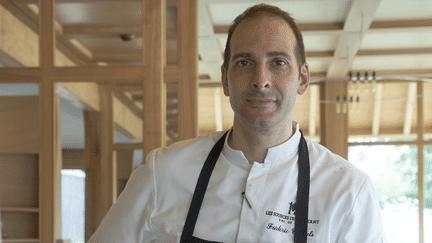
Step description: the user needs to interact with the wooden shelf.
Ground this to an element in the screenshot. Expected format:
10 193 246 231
0 207 39 213
2 239 39 243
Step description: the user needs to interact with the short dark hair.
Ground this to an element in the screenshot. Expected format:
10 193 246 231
222 4 306 70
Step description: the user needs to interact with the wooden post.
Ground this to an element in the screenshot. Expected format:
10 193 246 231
98 86 116 221
83 111 101 242
116 150 134 196
39 0 60 242
143 0 166 156
178 0 198 140
417 81 425 243
320 80 349 159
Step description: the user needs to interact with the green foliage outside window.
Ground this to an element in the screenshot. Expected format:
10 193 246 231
349 145 432 209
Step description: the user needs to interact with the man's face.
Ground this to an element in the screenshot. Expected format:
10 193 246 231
222 14 310 131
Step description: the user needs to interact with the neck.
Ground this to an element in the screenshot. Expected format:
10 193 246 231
228 118 295 164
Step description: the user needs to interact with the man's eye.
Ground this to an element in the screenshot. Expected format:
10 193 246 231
274 60 287 66
237 60 250 67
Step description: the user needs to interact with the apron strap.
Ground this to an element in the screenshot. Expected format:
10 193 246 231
181 131 229 240
181 130 310 243
294 131 310 243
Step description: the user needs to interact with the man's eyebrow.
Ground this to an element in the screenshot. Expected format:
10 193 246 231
231 52 292 61
231 53 253 60
267 51 292 60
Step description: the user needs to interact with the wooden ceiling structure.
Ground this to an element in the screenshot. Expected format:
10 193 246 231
197 0 432 141
0 0 431 242
0 0 431 141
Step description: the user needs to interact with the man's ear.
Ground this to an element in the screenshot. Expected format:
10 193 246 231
297 62 310 95
221 65 230 96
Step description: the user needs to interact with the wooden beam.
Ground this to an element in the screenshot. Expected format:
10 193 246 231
57 82 143 141
309 85 318 137
83 111 101 241
62 23 177 41
357 47 432 57
112 142 142 150
38 0 58 242
113 94 143 141
51 66 145 82
14 3 92 65
0 1 39 66
417 81 425 243
0 68 41 83
0 49 24 67
57 82 100 111
0 0 91 65
46 66 181 82
372 83 383 136
327 0 381 78
113 91 143 119
403 82 417 136
92 52 142 63
370 18 432 31
306 51 334 58
178 0 198 140
13 0 178 4
320 79 348 158
143 0 166 156
53 94 62 241
357 69 432 77
98 85 117 223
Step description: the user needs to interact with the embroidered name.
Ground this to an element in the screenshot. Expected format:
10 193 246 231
266 223 290 234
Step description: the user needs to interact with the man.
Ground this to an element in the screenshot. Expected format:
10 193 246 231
89 4 386 242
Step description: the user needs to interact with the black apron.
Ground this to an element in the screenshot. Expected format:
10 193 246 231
180 131 310 243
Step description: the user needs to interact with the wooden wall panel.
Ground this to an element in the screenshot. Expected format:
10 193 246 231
0 153 38 208
62 149 84 170
0 212 38 239
0 96 39 153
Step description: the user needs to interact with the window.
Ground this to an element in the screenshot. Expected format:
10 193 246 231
349 145 419 243
61 169 85 243
424 145 432 243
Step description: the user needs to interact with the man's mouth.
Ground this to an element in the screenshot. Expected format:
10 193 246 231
246 98 276 105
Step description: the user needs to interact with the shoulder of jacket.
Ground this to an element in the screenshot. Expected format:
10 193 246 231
146 131 227 163
305 138 369 180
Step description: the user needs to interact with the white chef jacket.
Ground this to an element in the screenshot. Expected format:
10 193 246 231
88 123 386 243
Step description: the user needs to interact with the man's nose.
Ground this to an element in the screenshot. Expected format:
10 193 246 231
252 65 270 89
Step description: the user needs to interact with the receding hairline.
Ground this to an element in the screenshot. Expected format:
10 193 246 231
222 6 305 70
227 14 300 65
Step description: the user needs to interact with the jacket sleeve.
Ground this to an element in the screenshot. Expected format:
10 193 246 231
337 176 387 243
87 150 158 243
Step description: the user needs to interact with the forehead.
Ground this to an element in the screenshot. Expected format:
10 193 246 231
230 15 297 56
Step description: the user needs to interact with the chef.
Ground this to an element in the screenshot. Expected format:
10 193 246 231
88 4 386 243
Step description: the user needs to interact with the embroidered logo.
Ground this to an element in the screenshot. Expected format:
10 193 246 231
264 202 320 238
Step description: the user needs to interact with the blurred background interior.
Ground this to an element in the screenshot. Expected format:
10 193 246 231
0 0 431 242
